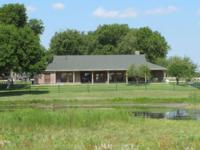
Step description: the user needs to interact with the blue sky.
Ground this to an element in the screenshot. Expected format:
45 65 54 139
0 0 200 68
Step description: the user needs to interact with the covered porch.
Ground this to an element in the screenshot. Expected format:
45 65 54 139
36 70 166 84
55 71 128 84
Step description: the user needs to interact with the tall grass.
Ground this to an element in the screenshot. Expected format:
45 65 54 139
0 108 132 128
1 109 200 150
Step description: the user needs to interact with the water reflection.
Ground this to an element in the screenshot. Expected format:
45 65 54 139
133 110 200 120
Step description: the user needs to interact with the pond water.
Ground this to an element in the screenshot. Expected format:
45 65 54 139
133 109 200 120
1 103 200 121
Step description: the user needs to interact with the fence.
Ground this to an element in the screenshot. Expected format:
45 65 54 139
0 80 200 94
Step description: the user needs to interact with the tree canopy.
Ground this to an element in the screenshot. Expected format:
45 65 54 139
0 25 18 75
50 30 85 55
49 24 170 62
28 19 44 35
0 3 48 79
0 3 27 28
135 27 169 62
167 56 197 84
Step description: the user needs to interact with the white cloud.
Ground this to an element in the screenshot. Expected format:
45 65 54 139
52 2 65 10
26 5 36 13
145 6 178 16
93 7 138 19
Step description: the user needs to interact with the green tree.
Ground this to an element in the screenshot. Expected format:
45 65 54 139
0 3 48 85
48 24 170 60
28 19 44 35
88 24 130 54
136 27 170 62
127 64 150 84
95 24 130 46
117 29 138 54
0 25 18 76
138 65 151 83
17 26 47 75
0 25 47 78
155 58 169 67
0 3 27 27
49 29 85 55
167 56 197 85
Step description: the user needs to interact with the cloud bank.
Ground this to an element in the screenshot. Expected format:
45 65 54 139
93 6 178 19
145 6 178 15
93 7 138 18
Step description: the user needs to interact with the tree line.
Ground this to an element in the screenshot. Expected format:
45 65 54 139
49 24 169 63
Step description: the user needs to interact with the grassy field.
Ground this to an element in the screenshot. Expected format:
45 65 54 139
0 83 200 149
0 109 200 150
0 83 200 109
0 83 200 101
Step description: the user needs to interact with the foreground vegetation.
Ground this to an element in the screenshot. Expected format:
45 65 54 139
0 109 200 150
0 83 199 149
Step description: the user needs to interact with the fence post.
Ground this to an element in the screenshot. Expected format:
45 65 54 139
115 83 118 91
145 81 147 90
29 85 31 94
58 84 60 93
87 83 90 93
173 83 176 91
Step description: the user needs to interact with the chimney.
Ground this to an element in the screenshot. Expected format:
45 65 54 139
135 51 140 55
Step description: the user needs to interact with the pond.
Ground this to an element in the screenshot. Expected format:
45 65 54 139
133 109 200 120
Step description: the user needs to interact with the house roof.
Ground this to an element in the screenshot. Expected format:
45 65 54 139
46 55 166 71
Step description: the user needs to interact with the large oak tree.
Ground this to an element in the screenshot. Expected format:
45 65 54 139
0 3 48 80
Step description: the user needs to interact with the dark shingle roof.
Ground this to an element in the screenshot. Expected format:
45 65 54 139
46 55 166 71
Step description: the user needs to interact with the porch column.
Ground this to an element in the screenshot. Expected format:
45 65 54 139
91 72 94 84
107 71 110 84
73 72 75 83
126 71 128 84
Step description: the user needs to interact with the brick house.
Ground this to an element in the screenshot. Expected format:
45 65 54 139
35 55 166 84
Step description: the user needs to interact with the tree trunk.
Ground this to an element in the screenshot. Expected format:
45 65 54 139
6 70 14 89
176 77 179 85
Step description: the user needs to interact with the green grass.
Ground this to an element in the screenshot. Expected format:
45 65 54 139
0 109 200 150
0 83 200 149
0 83 200 111
0 83 200 102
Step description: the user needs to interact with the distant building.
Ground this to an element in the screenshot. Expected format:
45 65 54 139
35 55 166 84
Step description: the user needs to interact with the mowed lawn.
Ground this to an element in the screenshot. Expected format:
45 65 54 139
0 83 200 102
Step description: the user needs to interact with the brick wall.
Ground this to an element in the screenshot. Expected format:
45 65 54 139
35 72 56 84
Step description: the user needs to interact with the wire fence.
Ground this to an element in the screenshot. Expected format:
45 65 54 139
1 81 200 94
